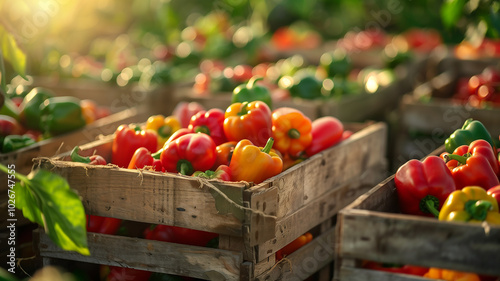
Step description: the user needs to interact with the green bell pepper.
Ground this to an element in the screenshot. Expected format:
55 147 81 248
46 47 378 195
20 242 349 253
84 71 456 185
39 96 86 136
2 135 36 153
289 75 323 100
320 50 352 78
232 76 272 109
445 118 496 153
19 87 54 131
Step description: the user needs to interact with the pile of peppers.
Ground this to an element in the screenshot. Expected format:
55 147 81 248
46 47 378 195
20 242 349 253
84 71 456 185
0 86 110 153
109 101 349 185
384 119 500 280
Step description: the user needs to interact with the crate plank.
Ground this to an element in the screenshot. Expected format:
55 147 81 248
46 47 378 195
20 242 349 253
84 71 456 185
36 229 242 281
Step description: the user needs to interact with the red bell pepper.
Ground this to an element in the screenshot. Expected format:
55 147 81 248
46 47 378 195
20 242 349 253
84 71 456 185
165 127 192 144
487 185 500 207
223 101 272 147
86 215 122 235
71 146 107 165
443 139 500 190
144 224 218 247
188 108 227 146
143 224 176 242
102 266 152 281
395 156 457 217
193 165 232 181
127 147 163 172
0 115 24 136
173 101 205 128
304 116 344 157
362 261 428 277
160 133 216 175
111 124 158 168
212 141 237 169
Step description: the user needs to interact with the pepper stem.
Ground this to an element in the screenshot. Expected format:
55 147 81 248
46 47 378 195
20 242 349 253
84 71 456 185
420 195 440 217
151 149 162 160
444 153 470 165
465 200 492 221
462 118 473 129
238 102 249 116
70 146 91 164
288 128 301 139
247 76 263 89
177 160 194 176
261 137 274 154
157 125 172 138
194 125 210 135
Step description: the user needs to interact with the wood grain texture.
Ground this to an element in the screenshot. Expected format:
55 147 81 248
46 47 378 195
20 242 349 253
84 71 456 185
253 225 336 281
337 177 500 277
36 230 242 281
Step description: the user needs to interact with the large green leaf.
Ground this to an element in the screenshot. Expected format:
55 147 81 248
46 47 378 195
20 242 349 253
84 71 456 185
441 0 467 28
0 24 26 79
13 169 89 256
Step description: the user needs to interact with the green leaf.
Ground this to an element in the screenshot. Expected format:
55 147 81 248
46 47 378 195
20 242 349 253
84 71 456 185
14 169 89 256
441 0 467 28
0 24 26 79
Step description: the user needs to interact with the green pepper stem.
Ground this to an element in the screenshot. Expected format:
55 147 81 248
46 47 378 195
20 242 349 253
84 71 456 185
70 146 91 164
261 137 274 154
194 125 210 135
247 76 263 89
420 195 440 217
288 128 301 139
177 160 193 176
151 149 162 160
238 102 249 116
465 200 493 221
462 118 473 129
157 125 172 138
444 153 470 165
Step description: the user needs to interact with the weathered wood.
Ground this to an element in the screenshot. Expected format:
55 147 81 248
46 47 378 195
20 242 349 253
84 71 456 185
253 225 336 281
255 164 386 262
37 229 243 281
337 176 500 277
339 267 433 281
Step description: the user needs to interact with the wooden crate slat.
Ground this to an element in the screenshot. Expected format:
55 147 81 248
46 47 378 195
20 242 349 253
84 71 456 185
256 164 387 262
254 224 336 281
36 230 242 281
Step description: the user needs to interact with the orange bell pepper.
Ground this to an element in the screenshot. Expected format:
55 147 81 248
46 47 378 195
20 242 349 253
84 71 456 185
145 114 181 149
223 101 272 147
271 107 312 157
229 137 283 184
276 232 313 261
424 268 480 281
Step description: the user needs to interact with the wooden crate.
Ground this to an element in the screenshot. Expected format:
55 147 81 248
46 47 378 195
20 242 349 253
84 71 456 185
335 175 500 281
0 106 151 228
34 121 388 280
175 80 404 122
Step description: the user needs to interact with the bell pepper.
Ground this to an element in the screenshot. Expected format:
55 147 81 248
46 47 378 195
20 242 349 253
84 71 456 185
362 261 428 276
160 133 216 175
172 101 205 128
232 76 273 109
80 99 97 124
223 101 272 147
39 96 87 136
0 98 20 120
443 140 500 190
212 141 237 169
0 115 23 136
288 75 323 100
276 232 313 261
394 156 457 217
193 165 232 181
111 124 158 168
144 224 218 247
445 119 496 153
1 135 36 153
229 137 283 184
143 224 176 242
165 127 192 143
128 147 163 172
86 215 122 235
19 87 54 131
304 116 344 157
487 185 500 207
271 107 312 157
102 266 152 281
439 186 500 224
188 108 228 146
145 114 181 149
71 146 107 165
424 268 480 281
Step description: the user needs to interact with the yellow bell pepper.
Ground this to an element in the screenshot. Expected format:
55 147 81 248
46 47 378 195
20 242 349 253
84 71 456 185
229 137 283 184
438 186 500 224
424 268 480 281
145 115 181 150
